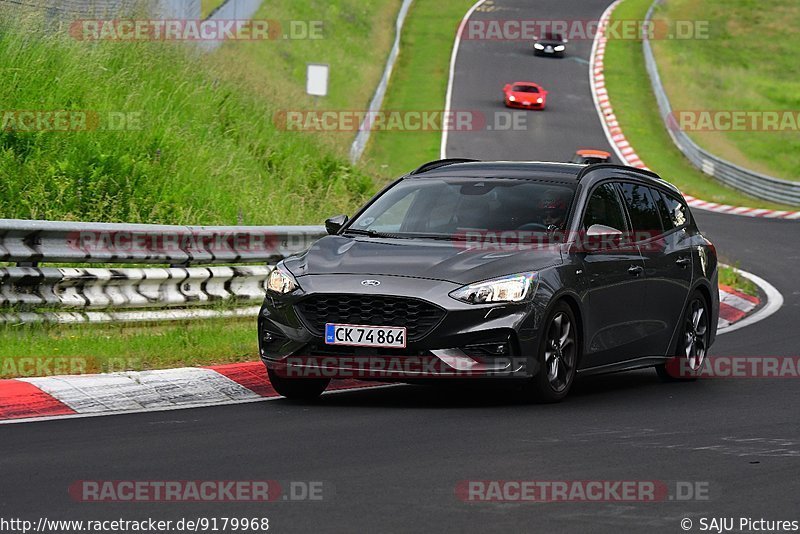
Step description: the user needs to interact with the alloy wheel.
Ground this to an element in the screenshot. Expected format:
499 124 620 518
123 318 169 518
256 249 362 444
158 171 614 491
683 297 708 371
544 312 576 392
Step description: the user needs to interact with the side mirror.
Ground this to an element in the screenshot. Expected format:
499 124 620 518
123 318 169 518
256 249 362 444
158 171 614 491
586 224 623 237
325 214 348 235
583 224 625 253
503 84 510 92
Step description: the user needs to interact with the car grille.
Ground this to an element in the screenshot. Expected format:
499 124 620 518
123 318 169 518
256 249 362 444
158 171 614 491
294 294 445 341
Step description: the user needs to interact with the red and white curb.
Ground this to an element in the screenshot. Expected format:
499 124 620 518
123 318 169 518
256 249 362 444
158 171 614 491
718 285 759 330
716 265 783 335
0 363 384 425
590 0 800 220
0 280 768 424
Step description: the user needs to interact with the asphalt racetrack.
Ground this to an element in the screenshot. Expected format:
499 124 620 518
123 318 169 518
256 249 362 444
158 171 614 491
1 1 798 532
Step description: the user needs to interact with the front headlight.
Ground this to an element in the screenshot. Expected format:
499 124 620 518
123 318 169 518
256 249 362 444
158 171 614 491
534 43 545 50
449 273 538 304
554 45 565 51
267 264 299 294
537 97 543 103
508 95 516 102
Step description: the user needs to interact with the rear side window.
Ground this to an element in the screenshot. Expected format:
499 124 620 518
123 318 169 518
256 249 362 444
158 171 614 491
618 182 663 237
650 188 674 231
658 191 689 229
582 183 627 232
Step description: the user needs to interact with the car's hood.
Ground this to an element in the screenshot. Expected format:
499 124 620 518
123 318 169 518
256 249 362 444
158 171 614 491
509 91 543 100
284 235 563 285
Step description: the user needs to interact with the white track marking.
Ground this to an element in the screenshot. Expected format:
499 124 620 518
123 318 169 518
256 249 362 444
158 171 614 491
588 0 800 220
0 383 401 426
21 368 261 413
717 267 784 335
440 0 489 159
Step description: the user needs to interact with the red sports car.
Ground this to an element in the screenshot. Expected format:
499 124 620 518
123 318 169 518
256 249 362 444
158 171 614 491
503 82 547 110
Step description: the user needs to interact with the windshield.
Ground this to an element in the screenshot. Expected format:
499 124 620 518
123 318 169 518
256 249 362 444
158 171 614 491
512 85 539 93
346 178 575 239
542 32 563 41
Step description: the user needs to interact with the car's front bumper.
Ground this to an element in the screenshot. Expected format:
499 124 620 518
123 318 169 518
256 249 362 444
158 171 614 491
504 99 545 110
534 47 565 56
259 274 545 380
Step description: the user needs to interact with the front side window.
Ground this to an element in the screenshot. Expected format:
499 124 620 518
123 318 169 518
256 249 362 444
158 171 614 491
582 182 627 232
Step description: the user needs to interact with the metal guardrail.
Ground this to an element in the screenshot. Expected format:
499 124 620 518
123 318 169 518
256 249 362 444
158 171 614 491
349 0 415 163
198 0 264 52
0 219 326 323
0 219 325 267
643 0 800 206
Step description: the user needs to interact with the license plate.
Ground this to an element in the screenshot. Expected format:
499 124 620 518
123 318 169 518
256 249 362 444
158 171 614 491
325 323 407 348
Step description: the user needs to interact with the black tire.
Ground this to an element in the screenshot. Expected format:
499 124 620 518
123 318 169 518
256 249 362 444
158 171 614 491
656 290 710 382
267 366 330 400
523 301 579 403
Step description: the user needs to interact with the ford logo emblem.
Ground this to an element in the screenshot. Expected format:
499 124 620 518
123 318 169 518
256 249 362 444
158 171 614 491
361 280 381 287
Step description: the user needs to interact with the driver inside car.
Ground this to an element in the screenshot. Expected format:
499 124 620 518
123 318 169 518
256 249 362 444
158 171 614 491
539 191 569 229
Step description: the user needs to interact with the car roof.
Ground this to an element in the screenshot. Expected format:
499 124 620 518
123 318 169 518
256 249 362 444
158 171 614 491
408 160 684 197
510 81 540 87
408 161 583 184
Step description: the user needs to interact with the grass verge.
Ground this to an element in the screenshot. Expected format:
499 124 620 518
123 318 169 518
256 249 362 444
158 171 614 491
652 0 799 181
0 318 257 379
603 0 796 210
212 0 403 157
201 0 226 18
364 0 478 181
719 264 757 297
0 2 404 224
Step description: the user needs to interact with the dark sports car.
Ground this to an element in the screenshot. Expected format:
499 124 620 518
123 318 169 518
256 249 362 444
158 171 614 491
534 31 567 57
259 160 719 402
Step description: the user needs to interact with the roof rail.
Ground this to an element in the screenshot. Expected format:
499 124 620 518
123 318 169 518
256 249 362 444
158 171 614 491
575 162 663 182
410 158 480 175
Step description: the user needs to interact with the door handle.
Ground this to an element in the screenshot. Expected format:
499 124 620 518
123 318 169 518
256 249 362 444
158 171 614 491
675 257 691 267
628 265 644 276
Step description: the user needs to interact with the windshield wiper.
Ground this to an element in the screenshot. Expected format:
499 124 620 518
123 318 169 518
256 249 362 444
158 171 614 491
344 229 477 241
343 228 409 239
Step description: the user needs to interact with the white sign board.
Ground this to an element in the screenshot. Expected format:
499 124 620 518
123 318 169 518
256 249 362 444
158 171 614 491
306 63 329 97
